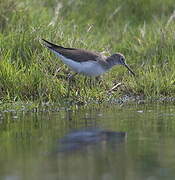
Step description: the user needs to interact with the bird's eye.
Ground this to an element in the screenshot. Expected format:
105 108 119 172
120 57 124 61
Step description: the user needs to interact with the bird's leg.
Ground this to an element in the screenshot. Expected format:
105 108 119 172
84 77 92 89
67 72 78 98
95 76 103 86
89 78 93 89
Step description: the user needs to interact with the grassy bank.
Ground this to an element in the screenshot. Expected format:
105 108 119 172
0 0 175 103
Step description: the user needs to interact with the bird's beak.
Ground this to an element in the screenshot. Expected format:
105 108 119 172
124 63 135 76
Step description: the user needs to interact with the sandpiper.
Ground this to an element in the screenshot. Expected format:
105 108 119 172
42 39 135 96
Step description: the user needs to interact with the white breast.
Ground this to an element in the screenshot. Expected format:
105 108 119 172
52 50 107 76
79 61 106 76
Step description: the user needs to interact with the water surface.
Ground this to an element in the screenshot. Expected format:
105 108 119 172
0 103 175 180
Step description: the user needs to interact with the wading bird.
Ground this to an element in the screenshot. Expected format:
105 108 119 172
42 39 135 97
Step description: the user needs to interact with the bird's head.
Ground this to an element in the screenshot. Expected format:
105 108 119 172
109 53 135 76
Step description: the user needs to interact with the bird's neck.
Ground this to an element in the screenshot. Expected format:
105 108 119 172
106 57 117 69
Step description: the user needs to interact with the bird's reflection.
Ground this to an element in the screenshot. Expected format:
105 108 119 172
57 128 127 153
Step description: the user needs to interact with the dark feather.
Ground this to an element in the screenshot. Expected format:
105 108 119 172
42 39 102 62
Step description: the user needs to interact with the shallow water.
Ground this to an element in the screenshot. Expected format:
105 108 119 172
0 103 175 180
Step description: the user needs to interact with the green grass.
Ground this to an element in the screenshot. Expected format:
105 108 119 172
0 0 175 103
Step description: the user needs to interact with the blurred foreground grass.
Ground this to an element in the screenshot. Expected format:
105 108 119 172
0 0 175 103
